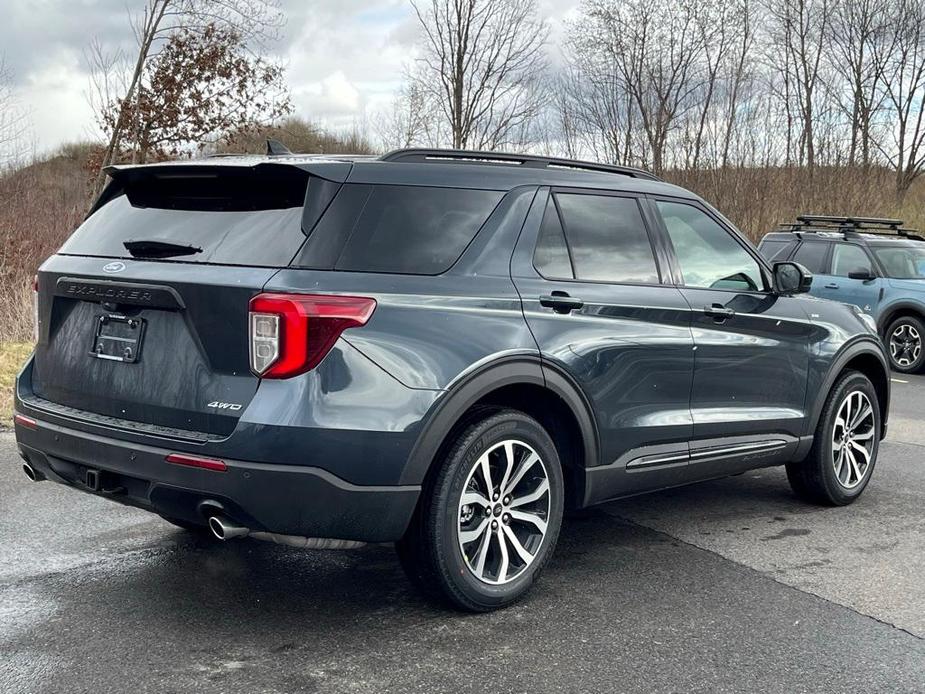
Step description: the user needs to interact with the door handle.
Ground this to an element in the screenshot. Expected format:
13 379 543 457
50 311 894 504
824 283 840 289
540 293 584 314
704 304 735 321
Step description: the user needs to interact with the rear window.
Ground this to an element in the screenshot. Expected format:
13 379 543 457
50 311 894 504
331 185 503 275
759 238 796 261
792 241 829 273
58 166 313 267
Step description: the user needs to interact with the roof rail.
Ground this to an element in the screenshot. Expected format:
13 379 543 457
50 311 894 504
775 214 924 241
379 148 661 181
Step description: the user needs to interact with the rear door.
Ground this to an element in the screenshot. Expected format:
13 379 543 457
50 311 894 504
512 187 695 499
28 164 330 438
650 198 813 471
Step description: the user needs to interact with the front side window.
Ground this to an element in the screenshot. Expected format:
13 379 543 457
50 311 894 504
657 200 764 291
831 243 874 277
549 193 659 284
873 245 925 279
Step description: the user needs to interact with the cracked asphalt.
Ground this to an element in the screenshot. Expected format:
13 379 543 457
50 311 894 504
1 376 924 693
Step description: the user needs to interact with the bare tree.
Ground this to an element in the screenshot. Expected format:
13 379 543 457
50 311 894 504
374 81 436 150
878 0 925 199
0 57 29 169
764 0 832 172
410 0 549 150
88 0 283 192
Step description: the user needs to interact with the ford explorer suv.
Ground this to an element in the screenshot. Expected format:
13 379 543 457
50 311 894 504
760 215 925 373
14 149 890 611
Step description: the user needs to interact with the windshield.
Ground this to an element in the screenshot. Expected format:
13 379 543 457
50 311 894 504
872 245 925 279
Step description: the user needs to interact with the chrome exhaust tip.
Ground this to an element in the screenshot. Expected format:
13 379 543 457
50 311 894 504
208 516 249 541
22 462 39 482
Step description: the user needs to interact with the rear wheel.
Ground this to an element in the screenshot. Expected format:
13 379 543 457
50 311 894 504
886 315 925 373
396 409 564 612
786 370 880 505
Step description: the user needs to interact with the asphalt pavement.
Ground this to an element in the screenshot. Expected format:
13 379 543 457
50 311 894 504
1 376 924 693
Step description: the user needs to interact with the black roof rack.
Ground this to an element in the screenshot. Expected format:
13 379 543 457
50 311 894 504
379 148 661 181
774 214 925 241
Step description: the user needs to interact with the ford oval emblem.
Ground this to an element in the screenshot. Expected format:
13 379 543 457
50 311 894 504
102 261 126 274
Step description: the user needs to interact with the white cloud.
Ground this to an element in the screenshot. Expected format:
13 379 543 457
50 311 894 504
3 0 584 153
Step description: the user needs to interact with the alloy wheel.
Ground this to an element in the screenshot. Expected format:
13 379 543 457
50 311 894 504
831 390 876 490
456 439 551 585
889 323 921 367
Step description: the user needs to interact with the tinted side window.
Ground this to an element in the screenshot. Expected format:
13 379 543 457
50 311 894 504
657 200 764 291
832 243 873 277
555 193 659 284
759 238 796 261
334 185 503 274
792 242 829 273
534 197 574 279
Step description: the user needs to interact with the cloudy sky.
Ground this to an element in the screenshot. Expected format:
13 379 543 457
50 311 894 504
2 0 580 154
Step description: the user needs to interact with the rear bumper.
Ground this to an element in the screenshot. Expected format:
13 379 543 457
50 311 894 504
14 414 420 543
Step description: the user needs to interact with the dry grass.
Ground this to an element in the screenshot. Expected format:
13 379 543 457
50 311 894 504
0 342 32 425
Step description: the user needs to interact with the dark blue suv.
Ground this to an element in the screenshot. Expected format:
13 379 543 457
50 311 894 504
14 150 890 610
760 216 925 374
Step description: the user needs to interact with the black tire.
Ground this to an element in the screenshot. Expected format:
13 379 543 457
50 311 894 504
786 370 881 506
396 409 564 612
885 315 925 373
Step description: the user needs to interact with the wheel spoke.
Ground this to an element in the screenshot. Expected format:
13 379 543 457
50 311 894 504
852 428 874 441
502 524 535 564
497 441 516 498
472 522 493 576
478 453 494 498
847 449 863 484
503 452 540 496
459 517 490 545
850 403 872 431
496 527 510 583
835 449 847 483
510 478 550 508
509 509 548 534
849 440 871 463
461 490 490 508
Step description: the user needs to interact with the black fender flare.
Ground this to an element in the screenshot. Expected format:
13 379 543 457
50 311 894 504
399 354 600 485
808 337 890 440
877 301 925 336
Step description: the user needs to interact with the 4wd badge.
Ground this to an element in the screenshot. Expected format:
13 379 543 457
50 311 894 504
207 401 242 411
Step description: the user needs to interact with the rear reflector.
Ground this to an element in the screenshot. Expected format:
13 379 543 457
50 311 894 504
248 293 377 378
14 414 37 430
165 453 227 472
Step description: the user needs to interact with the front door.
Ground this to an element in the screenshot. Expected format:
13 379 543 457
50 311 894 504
815 241 883 317
651 198 814 473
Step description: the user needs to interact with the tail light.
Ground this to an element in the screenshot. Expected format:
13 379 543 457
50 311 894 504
248 293 377 378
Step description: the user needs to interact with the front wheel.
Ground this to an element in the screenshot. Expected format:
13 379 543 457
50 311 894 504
886 315 925 373
786 370 881 505
396 409 564 612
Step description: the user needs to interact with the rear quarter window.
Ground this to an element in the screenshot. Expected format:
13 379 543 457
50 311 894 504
331 185 503 275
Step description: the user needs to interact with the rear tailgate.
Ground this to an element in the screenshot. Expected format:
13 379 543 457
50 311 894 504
26 161 342 439
29 258 275 438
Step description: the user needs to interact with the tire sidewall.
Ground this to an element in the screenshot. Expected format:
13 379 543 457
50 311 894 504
815 372 881 504
886 316 925 373
434 413 564 610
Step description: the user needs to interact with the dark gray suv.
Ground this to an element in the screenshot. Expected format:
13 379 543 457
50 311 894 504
14 149 890 611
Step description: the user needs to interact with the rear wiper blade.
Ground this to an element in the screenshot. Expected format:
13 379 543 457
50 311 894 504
123 239 203 258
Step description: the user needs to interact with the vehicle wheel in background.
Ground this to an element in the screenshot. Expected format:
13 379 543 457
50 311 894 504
886 315 925 373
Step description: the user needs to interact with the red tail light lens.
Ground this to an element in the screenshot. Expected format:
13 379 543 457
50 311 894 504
248 293 377 378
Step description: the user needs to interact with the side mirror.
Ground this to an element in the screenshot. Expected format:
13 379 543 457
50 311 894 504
848 267 876 281
774 261 812 295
